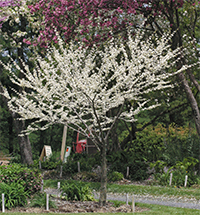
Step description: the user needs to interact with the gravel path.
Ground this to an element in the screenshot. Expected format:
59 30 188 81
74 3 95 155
44 188 200 210
105 193 200 210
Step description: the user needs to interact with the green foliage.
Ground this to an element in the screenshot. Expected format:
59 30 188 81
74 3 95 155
62 153 101 176
29 151 63 170
41 160 62 170
163 133 200 166
0 163 42 195
150 157 199 187
0 182 28 209
150 160 168 176
61 181 95 201
108 171 124 182
72 171 100 182
30 193 57 209
123 123 200 167
107 151 148 181
129 124 166 162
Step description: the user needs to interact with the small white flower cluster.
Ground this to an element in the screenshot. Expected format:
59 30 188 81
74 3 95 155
1 29 190 146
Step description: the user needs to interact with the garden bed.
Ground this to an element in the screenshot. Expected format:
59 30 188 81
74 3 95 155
8 197 149 213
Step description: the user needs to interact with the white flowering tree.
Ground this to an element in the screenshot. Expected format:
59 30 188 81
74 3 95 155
2 31 188 206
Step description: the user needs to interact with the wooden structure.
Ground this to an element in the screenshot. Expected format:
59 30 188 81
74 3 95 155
73 132 98 154
86 138 98 154
39 145 52 161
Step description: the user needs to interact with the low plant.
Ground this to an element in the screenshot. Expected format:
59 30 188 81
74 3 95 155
30 193 57 209
0 163 42 195
72 171 100 182
61 181 95 201
107 151 148 181
0 182 28 209
150 157 199 187
62 153 101 176
108 171 124 182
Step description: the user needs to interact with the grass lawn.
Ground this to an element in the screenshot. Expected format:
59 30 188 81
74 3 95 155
2 203 200 215
44 179 200 200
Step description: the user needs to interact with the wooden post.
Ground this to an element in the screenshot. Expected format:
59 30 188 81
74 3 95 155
86 142 88 154
60 166 63 178
131 196 135 213
2 193 5 213
39 160 41 169
126 167 129 178
78 162 80 172
126 193 129 205
61 125 67 162
169 173 173 186
184 175 188 187
46 193 49 211
41 180 44 191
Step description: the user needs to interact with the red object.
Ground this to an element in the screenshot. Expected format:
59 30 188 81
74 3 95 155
73 132 87 153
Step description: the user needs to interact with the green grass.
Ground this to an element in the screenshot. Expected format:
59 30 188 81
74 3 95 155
44 179 200 200
136 203 200 214
2 203 200 215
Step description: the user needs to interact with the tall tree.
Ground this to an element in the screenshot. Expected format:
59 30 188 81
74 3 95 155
2 29 190 205
0 0 39 164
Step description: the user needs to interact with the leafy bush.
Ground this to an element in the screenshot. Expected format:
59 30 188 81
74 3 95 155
108 171 124 182
172 157 199 187
62 153 101 176
41 160 62 170
0 182 28 209
107 151 148 181
61 181 95 201
30 193 57 209
122 123 200 166
29 158 62 170
0 163 42 195
72 171 100 182
150 157 199 187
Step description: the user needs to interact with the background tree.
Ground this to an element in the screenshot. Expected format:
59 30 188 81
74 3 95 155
0 0 40 164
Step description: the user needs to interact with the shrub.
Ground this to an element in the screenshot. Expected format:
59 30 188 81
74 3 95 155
62 153 101 176
107 151 149 181
108 171 124 182
61 181 95 201
0 163 42 195
150 157 199 187
0 182 28 209
30 193 57 209
72 171 100 182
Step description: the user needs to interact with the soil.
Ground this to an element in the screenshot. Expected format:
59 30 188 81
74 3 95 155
8 197 149 213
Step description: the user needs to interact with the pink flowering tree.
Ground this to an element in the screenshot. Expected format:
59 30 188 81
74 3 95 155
25 0 188 47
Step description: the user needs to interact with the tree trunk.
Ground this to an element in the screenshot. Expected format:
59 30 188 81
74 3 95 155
99 141 107 206
13 116 33 165
177 72 200 172
109 122 120 152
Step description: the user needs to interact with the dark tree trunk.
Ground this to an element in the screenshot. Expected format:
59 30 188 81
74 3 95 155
8 115 14 154
109 122 120 152
12 115 33 165
0 82 33 165
99 141 107 206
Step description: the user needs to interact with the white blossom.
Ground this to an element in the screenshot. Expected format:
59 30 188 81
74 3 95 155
1 29 192 147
